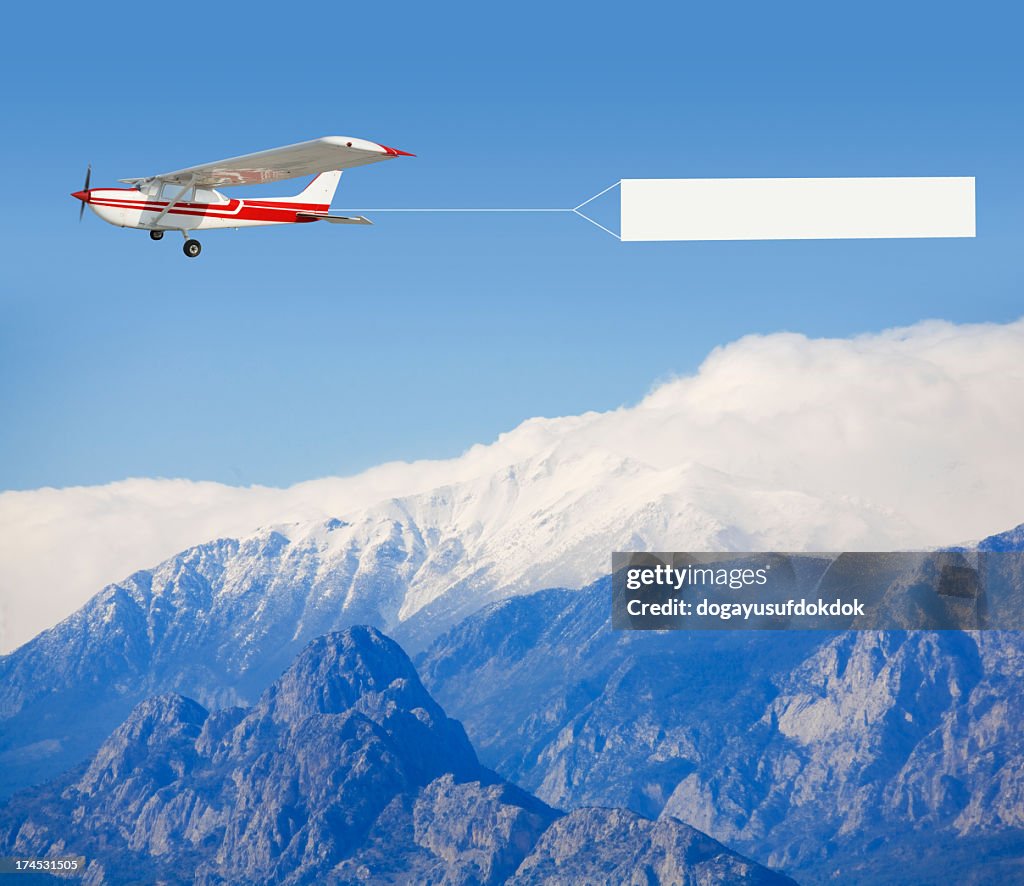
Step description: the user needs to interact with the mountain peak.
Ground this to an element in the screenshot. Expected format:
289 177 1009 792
257 626 437 723
241 626 480 786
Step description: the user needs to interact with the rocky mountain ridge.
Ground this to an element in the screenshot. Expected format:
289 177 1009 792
0 627 792 885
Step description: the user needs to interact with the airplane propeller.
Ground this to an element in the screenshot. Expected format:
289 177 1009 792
78 165 91 222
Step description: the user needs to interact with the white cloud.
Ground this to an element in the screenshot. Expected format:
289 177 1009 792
2 317 1022 653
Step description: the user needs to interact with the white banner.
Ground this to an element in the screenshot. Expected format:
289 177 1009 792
619 177 975 242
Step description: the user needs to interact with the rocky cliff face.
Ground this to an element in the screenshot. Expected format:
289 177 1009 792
418 568 1024 883
660 629 1024 882
510 808 790 886
418 580 824 818
0 627 792 885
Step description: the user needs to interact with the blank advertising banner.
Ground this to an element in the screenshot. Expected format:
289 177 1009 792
619 177 976 242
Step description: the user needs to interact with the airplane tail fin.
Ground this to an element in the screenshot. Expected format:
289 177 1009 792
293 171 342 209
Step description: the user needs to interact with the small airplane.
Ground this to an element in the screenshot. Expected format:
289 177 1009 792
71 136 414 258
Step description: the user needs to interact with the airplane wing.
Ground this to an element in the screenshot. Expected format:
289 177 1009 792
120 136 413 189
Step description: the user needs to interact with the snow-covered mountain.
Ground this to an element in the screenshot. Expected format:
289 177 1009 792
273 448 922 640
0 445 921 799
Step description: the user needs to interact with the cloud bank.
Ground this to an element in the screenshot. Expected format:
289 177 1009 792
2 317 1022 653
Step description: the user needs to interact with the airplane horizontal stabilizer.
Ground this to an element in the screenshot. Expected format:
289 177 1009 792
296 213 373 225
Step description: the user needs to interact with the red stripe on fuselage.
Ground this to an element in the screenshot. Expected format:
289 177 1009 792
91 201 314 223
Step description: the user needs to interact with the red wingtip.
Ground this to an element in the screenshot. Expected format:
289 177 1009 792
378 144 416 157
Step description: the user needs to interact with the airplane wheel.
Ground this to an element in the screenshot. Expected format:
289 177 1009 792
183 239 202 258
150 230 164 241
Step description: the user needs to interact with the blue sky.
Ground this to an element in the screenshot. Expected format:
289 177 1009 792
1 1 1021 489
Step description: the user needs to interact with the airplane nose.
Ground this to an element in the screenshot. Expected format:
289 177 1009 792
71 190 89 202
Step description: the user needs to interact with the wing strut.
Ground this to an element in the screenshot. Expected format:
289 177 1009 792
149 177 196 227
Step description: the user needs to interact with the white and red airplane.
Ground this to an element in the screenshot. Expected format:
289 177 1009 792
71 136 414 258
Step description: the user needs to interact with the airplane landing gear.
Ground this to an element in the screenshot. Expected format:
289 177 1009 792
183 239 202 258
149 230 164 241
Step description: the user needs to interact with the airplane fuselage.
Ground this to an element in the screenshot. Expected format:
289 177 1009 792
74 186 328 232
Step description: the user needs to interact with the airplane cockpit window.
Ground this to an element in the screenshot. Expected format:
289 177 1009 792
194 188 226 204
